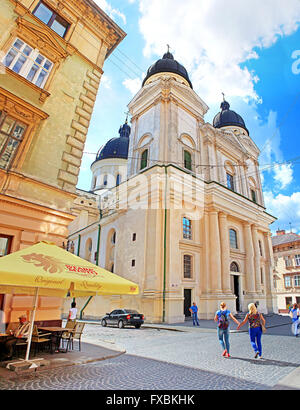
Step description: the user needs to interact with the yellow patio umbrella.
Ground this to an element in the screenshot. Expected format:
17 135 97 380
0 241 139 361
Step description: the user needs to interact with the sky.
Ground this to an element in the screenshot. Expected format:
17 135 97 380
78 0 300 234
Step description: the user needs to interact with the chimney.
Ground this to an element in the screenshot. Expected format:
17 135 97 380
276 229 286 236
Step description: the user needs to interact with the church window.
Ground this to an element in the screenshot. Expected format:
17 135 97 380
251 189 257 203
132 233 136 241
230 262 239 272
183 217 192 240
226 173 235 191
183 255 192 278
111 231 116 244
116 174 121 186
0 111 27 170
33 2 70 38
103 174 108 186
184 150 192 171
131 259 136 267
3 38 53 89
140 149 148 170
229 229 238 249
259 240 263 256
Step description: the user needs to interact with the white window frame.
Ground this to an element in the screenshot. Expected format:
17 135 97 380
295 275 300 287
295 254 300 266
3 38 53 89
285 276 291 287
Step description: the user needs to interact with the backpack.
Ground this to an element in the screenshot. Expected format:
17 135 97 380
218 311 229 329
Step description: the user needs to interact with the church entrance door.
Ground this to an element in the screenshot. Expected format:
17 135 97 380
184 289 192 317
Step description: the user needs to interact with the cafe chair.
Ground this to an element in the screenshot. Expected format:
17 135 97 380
31 325 52 355
63 322 85 352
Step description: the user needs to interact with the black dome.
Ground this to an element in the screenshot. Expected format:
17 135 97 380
213 100 249 134
142 51 193 89
96 122 130 161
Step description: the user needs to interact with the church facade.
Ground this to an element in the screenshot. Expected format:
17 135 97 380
67 51 277 322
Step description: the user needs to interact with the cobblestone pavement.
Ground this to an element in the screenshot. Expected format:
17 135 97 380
0 320 299 390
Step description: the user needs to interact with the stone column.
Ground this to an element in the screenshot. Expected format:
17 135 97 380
219 212 231 294
252 225 262 293
209 210 222 293
243 222 256 295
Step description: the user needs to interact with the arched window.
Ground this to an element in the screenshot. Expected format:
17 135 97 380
103 174 108 186
229 229 238 249
140 149 148 170
183 254 192 278
230 262 239 272
183 217 192 240
116 174 121 186
184 150 192 171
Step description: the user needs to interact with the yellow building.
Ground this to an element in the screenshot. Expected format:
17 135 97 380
0 0 125 324
68 51 277 323
272 229 300 312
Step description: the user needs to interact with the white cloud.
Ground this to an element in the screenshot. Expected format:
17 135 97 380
273 163 294 189
123 77 142 95
136 0 300 104
93 0 127 24
264 190 300 233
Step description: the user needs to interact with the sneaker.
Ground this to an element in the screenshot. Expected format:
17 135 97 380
254 352 259 359
222 349 227 357
226 352 231 358
258 355 263 359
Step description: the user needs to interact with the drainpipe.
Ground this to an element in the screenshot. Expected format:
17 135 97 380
162 166 168 323
80 223 102 320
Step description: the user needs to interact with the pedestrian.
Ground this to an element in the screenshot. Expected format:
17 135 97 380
289 303 300 337
0 314 31 360
214 302 240 358
68 301 77 321
189 302 200 326
237 303 266 359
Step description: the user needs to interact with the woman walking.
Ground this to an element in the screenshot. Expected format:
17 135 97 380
214 302 240 358
290 303 300 337
237 303 266 359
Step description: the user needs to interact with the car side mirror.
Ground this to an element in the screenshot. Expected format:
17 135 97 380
106 313 110 316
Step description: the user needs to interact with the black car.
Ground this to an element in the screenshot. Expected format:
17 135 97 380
101 309 144 329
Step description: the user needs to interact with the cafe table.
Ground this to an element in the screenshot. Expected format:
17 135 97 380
38 327 71 353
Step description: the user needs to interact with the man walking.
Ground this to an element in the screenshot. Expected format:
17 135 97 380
189 302 200 326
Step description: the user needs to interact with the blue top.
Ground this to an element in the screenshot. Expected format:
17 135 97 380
291 308 299 321
190 305 198 314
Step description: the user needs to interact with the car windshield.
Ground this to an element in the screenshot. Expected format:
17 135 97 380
124 310 138 314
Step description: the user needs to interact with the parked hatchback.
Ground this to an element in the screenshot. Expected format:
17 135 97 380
101 309 144 329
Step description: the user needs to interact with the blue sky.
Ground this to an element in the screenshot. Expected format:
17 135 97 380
78 0 300 234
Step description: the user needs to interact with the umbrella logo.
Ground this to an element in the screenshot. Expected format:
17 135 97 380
21 253 64 274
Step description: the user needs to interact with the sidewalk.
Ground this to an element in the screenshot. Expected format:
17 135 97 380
0 341 125 380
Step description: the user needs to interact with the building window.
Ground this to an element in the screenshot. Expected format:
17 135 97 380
183 217 192 240
140 149 148 170
295 275 300 287
230 262 239 272
183 255 192 278
295 255 300 266
111 231 116 244
116 174 121 186
184 150 192 171
251 189 257 203
0 235 12 257
260 268 264 284
229 229 238 249
3 38 53 89
132 233 136 241
103 174 108 186
285 276 291 288
33 1 70 38
131 259 136 267
259 240 263 256
226 173 235 191
285 256 292 268
0 111 27 170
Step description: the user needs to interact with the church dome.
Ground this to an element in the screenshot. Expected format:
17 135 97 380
213 100 249 134
96 122 130 161
142 51 193 89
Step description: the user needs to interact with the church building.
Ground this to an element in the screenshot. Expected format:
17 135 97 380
67 50 277 322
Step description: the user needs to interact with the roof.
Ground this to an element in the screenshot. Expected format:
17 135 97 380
142 51 193 89
213 100 249 134
272 232 300 247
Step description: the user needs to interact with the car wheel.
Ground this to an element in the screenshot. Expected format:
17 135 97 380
101 319 107 327
118 320 124 329
135 324 141 329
